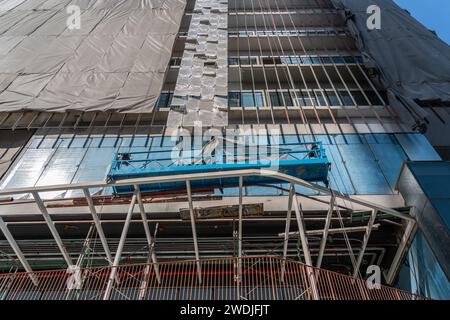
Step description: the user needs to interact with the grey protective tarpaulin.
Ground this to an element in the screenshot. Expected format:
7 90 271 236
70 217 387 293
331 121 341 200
0 0 186 113
332 0 450 127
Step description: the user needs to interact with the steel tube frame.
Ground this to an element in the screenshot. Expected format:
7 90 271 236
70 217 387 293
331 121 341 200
316 193 335 268
353 210 378 278
82 188 113 264
186 180 202 284
31 191 74 268
136 185 161 284
293 195 319 300
385 218 417 285
0 216 38 286
103 189 138 300
280 183 295 282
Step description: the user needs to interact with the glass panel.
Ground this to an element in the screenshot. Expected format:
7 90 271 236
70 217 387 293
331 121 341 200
157 92 172 108
269 92 282 106
321 56 333 64
343 56 355 63
324 91 340 106
365 90 383 105
315 91 327 106
338 90 355 106
332 56 345 64
283 92 294 106
254 92 264 107
228 57 239 65
300 56 311 64
310 56 321 64
228 92 240 107
351 90 369 105
297 90 315 106
241 92 255 107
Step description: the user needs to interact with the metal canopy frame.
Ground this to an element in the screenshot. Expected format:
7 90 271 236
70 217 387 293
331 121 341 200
0 169 416 294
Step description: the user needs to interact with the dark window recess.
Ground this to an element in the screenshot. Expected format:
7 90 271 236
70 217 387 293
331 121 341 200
297 91 315 106
240 57 258 65
332 56 345 64
170 58 182 66
321 56 334 64
343 56 355 63
157 92 173 108
269 92 294 107
315 91 327 106
351 90 369 105
324 91 340 106
228 92 240 107
228 57 239 65
365 90 384 105
338 90 355 106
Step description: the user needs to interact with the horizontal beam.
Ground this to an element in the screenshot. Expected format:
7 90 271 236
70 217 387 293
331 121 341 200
0 169 412 222
278 224 380 237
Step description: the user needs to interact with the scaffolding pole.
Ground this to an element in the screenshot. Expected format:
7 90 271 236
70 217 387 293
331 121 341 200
103 189 138 300
136 185 161 284
0 217 38 286
32 192 74 268
281 183 295 283
186 180 202 285
353 210 378 278
293 195 319 300
316 193 335 268
82 188 113 264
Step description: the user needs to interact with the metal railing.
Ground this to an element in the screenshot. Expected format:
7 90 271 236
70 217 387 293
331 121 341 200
0 257 425 300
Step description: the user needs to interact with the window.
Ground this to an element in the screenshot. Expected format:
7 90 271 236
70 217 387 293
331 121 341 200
332 56 345 64
228 92 240 107
297 90 315 106
321 56 334 64
269 91 294 107
300 56 312 64
240 57 258 65
228 57 239 65
351 90 369 105
170 57 181 66
253 92 264 107
343 56 355 64
315 91 327 106
365 90 384 105
157 92 173 108
338 90 355 106
228 92 265 108
262 57 272 65
324 91 340 106
310 56 321 64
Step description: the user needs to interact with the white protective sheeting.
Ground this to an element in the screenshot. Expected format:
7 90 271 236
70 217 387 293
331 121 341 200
332 0 450 126
168 0 228 128
0 0 186 113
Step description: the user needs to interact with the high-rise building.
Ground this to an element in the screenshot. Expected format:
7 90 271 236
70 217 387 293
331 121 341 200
0 0 449 300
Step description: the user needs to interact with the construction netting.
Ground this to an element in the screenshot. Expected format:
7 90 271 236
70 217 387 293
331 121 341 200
0 0 186 113
332 0 450 127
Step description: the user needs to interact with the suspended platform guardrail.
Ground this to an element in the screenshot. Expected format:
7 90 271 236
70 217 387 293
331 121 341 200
107 141 330 194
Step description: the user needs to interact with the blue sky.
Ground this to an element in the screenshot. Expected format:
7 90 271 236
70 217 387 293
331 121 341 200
394 0 450 45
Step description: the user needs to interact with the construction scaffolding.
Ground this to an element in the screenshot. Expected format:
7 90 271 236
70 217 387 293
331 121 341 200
0 169 417 299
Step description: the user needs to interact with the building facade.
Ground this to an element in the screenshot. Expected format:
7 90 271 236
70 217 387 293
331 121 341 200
0 0 449 300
